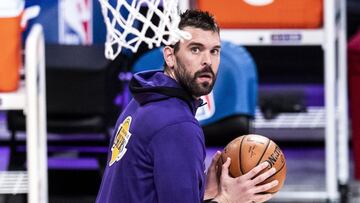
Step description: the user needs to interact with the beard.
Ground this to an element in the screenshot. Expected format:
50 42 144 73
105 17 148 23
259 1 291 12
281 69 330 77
173 57 217 97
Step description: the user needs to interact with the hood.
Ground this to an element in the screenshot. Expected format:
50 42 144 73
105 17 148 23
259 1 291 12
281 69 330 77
129 70 202 114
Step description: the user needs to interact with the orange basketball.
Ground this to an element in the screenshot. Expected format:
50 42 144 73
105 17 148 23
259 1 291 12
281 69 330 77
219 134 287 193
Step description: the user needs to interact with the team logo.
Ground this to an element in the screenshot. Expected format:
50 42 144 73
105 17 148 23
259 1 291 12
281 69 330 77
243 0 274 6
109 116 132 166
59 0 92 44
195 91 215 121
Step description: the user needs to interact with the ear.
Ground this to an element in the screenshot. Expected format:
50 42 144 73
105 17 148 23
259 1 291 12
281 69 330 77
163 46 175 68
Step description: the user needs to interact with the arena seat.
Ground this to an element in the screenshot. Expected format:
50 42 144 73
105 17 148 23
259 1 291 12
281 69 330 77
6 44 126 147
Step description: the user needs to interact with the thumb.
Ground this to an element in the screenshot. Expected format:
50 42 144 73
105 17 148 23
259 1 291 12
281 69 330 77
209 151 221 170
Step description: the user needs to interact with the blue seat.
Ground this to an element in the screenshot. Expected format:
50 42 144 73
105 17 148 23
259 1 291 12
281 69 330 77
132 47 164 73
200 41 257 124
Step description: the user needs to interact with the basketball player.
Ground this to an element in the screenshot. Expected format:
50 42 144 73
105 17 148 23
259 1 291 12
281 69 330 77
96 9 278 203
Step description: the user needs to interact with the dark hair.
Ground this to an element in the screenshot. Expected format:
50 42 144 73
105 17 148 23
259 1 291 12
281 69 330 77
178 9 219 33
172 10 220 53
163 10 219 71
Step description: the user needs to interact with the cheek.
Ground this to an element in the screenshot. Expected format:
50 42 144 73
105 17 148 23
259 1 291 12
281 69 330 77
213 58 221 73
179 56 198 74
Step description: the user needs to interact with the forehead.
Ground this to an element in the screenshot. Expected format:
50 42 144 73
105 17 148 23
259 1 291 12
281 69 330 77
181 26 220 47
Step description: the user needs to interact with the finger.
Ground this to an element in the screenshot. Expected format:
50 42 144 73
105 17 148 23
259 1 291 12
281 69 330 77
242 162 269 180
252 167 276 186
252 180 278 194
220 157 231 179
209 151 221 170
252 193 273 203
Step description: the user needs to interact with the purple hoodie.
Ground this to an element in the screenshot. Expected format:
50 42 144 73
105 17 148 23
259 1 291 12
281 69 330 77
96 70 206 203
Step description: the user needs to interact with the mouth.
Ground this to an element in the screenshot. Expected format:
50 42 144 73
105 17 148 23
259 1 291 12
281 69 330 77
196 73 213 83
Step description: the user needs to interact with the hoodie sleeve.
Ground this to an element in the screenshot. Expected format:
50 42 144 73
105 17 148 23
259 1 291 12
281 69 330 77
148 121 206 203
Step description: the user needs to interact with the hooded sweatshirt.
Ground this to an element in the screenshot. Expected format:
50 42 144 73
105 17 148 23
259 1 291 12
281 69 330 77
96 70 206 203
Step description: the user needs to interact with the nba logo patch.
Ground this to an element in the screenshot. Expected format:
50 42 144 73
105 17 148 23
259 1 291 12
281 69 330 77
196 91 216 121
59 0 92 44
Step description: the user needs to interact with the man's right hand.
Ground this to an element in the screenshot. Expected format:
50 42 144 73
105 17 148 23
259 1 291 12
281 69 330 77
212 157 278 203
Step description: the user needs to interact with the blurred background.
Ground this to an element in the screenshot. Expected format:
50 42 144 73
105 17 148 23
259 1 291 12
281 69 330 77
1 0 360 202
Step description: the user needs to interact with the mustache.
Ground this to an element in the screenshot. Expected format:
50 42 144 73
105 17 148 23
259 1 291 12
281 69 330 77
194 65 215 78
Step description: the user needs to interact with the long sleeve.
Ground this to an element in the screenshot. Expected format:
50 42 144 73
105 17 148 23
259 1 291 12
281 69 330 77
149 121 206 203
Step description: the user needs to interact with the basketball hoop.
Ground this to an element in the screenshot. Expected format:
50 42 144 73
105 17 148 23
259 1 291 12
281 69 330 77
98 0 191 60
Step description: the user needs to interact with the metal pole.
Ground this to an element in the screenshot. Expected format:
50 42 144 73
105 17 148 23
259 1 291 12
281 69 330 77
324 0 339 201
37 24 49 203
337 0 350 186
178 0 190 12
25 24 48 203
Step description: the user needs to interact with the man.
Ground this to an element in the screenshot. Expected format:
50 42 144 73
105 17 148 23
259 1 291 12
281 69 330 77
96 9 278 203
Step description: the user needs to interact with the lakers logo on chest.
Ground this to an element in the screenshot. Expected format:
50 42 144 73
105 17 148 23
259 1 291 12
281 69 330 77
109 116 132 166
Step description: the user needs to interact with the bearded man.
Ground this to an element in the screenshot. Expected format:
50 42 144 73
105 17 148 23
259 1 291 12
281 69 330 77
96 9 278 203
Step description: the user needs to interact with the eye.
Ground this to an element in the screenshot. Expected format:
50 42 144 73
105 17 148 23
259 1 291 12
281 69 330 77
191 47 200 54
211 48 220 55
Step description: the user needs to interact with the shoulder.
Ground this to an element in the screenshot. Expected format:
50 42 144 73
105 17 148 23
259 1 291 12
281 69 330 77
151 121 205 150
137 97 198 128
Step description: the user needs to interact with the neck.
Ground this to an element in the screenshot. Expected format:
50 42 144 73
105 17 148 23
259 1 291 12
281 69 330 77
164 69 176 81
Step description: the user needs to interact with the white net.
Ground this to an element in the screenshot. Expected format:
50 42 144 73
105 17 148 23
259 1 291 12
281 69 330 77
99 0 191 60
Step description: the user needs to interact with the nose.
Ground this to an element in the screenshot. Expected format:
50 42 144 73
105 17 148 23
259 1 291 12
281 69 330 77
202 52 212 67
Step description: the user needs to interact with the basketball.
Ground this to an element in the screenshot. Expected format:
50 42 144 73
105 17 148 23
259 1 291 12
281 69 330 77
219 134 287 193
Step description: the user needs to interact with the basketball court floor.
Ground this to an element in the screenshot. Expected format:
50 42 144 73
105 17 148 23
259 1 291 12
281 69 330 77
0 111 360 203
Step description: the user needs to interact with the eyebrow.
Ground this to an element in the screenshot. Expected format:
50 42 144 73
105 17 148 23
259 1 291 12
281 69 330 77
188 42 221 49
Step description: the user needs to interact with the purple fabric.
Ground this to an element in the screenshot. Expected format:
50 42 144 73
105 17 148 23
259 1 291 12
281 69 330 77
0 112 6 121
96 71 206 203
48 157 99 170
0 147 10 171
17 146 108 153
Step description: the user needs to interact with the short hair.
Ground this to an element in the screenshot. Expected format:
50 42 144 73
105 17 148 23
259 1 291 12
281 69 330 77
173 9 220 53
164 10 220 70
178 9 219 34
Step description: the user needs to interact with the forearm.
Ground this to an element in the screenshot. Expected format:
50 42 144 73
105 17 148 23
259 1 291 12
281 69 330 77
151 124 206 203
204 187 218 201
210 194 229 203
204 195 227 203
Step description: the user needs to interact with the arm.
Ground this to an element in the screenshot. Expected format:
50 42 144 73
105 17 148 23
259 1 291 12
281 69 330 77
149 122 206 203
